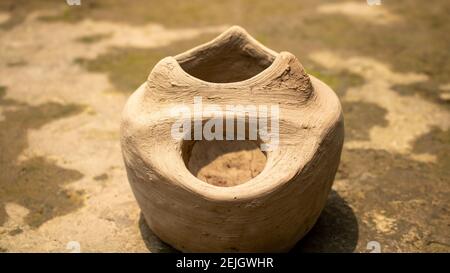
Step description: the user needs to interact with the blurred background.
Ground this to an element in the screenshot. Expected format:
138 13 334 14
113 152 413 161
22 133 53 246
0 0 448 252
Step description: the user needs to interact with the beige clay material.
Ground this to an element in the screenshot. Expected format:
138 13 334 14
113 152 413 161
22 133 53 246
121 26 344 252
187 139 267 187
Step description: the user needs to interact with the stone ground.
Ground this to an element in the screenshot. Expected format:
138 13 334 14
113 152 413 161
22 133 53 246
0 0 449 252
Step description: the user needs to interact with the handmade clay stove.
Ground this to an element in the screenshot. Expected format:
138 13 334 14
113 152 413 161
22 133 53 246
121 26 344 252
